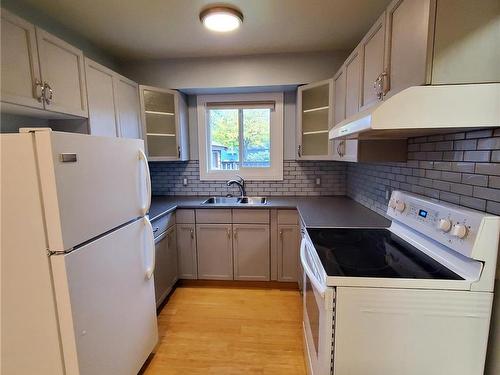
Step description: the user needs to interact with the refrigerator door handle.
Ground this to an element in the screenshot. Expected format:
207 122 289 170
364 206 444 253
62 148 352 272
138 149 151 216
144 217 155 280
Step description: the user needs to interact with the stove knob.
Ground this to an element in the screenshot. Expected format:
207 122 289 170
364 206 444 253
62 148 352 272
389 199 397 209
451 224 468 239
395 201 406 213
437 218 452 232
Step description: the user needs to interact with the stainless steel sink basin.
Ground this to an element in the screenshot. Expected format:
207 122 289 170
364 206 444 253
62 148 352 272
201 196 267 205
239 196 267 205
202 197 241 204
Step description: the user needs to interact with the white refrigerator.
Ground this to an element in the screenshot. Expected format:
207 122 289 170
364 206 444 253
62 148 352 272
1 128 158 375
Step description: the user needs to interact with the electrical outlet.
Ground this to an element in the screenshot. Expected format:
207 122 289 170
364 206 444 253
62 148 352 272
183 178 188 186
315 177 321 186
385 187 392 202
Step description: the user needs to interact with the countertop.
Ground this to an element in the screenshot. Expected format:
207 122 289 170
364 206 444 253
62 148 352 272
149 195 390 228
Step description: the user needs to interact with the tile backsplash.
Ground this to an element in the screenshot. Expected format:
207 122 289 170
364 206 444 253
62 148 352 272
149 128 500 217
150 160 346 196
347 128 500 217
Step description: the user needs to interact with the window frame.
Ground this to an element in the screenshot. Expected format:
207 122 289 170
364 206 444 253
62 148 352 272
197 92 284 181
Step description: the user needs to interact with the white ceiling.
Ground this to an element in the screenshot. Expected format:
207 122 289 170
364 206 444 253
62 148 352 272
17 0 391 60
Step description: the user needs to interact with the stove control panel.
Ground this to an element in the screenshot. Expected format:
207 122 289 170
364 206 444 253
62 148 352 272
387 191 487 258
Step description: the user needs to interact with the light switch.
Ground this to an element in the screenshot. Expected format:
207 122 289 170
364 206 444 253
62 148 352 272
315 178 321 186
183 178 188 186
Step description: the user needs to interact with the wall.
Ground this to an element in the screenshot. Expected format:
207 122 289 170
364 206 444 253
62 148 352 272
120 51 348 91
150 160 346 197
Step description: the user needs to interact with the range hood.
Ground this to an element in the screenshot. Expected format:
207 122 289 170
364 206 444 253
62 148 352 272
329 84 500 140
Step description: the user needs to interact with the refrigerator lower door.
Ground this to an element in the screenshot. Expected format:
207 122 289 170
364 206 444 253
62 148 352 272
32 129 151 252
50 218 158 375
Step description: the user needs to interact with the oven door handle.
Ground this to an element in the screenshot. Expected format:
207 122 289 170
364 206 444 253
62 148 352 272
300 238 326 298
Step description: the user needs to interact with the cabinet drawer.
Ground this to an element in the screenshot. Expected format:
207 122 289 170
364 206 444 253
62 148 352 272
232 209 270 224
277 210 299 225
176 209 195 223
151 211 175 237
196 209 232 223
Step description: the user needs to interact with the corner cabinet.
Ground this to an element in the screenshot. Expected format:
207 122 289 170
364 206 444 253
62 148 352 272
296 79 334 160
139 85 189 161
85 58 142 139
1 9 87 118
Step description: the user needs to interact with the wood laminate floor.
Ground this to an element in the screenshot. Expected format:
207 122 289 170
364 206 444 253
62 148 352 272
142 284 306 375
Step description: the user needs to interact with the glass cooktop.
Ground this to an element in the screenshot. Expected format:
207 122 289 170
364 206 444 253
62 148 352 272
306 228 463 280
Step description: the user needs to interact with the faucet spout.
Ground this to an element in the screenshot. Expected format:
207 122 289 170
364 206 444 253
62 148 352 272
226 175 246 197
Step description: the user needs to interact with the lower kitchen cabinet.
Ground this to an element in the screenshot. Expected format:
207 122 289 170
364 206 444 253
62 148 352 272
277 225 300 282
154 225 177 306
176 223 198 279
196 224 233 280
233 224 270 281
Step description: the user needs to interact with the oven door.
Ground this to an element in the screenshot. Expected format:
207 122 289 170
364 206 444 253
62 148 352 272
300 236 335 375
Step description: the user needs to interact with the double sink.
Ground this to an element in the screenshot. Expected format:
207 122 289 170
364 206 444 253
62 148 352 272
202 196 267 205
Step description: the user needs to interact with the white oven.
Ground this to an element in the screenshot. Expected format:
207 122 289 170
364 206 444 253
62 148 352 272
299 190 499 375
300 230 335 375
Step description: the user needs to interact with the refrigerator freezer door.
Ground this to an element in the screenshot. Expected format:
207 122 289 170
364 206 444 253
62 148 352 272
34 130 150 251
50 218 158 375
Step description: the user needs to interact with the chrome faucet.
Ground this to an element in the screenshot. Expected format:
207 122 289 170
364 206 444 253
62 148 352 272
226 174 246 197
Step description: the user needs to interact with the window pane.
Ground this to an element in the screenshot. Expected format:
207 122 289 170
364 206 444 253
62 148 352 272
242 109 271 168
208 109 239 170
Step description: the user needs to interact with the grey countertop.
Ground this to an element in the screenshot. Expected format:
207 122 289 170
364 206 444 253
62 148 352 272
149 195 390 228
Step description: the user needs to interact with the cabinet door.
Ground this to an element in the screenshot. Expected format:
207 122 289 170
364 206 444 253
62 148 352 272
296 79 333 160
36 28 88 117
0 9 43 109
345 47 362 118
140 85 179 160
384 0 434 98
233 224 270 281
333 67 346 126
277 225 299 282
165 226 178 290
196 224 233 280
84 58 118 137
153 233 169 306
176 224 198 279
360 13 386 110
115 76 142 139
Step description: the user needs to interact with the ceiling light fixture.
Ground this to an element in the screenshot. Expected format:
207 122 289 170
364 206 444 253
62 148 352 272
200 6 243 32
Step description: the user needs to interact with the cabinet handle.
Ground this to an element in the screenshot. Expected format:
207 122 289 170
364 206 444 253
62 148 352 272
279 229 283 240
340 140 346 157
178 146 181 159
227 228 231 238
190 228 194 239
336 142 342 157
34 79 44 102
297 145 302 157
43 82 53 105
233 228 238 239
374 72 388 100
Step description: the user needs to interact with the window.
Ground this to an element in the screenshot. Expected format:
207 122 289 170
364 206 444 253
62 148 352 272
197 93 283 180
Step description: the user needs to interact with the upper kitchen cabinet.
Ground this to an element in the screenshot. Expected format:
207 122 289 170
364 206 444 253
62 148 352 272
1 9 43 110
431 0 500 84
1 9 87 118
360 12 386 111
383 0 498 98
383 0 435 99
114 76 142 139
36 29 87 117
296 79 333 160
139 85 189 161
85 58 142 139
344 47 362 118
333 67 346 126
85 58 118 137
